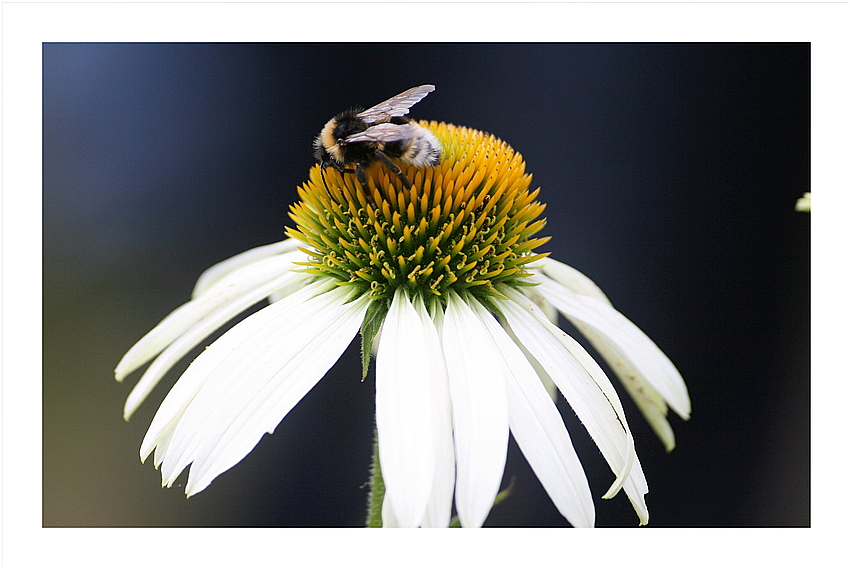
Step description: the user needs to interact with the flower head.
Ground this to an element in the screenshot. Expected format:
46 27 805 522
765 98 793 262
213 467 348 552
116 121 690 527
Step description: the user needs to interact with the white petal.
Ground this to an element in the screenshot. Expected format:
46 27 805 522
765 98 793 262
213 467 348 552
115 250 305 381
191 239 301 299
381 495 400 528
522 287 560 400
115 301 204 382
498 289 649 524
142 279 336 464
475 301 594 528
577 323 677 451
140 280 369 495
376 289 436 528
123 270 311 420
534 273 691 420
414 297 454 529
441 292 509 528
185 288 368 495
537 257 610 303
536 258 687 449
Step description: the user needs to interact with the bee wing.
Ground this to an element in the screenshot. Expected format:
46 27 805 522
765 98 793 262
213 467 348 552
344 123 421 144
356 85 435 124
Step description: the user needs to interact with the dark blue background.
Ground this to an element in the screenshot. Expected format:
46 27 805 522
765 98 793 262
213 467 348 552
43 43 809 527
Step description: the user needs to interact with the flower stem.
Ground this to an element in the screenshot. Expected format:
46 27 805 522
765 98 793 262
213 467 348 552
365 426 384 528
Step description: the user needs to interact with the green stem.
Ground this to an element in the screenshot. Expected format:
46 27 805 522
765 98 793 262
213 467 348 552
365 426 384 527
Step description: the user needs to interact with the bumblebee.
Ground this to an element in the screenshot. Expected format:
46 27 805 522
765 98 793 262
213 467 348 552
313 85 442 190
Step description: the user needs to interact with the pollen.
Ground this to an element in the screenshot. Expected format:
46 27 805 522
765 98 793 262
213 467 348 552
286 121 550 304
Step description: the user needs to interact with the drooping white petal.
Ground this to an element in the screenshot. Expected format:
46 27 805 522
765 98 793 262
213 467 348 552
184 291 369 495
142 279 337 463
498 288 649 525
115 301 205 382
376 288 436 528
115 250 305 381
574 321 677 451
536 258 688 449
520 287 560 400
191 239 301 299
534 272 691 420
474 300 594 528
123 269 312 420
183 287 368 495
414 297 454 529
536 257 611 303
139 280 369 495
441 292 509 528
381 495 400 528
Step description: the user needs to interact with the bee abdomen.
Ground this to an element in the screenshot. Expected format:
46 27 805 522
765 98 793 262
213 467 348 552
393 125 442 167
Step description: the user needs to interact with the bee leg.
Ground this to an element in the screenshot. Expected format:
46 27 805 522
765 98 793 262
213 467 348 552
319 160 347 191
373 150 412 190
354 163 369 189
319 163 330 191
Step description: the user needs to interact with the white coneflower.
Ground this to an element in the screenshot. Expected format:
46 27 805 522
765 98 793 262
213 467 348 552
116 121 690 528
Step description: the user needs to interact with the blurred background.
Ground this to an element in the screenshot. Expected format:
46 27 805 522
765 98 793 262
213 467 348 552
43 43 809 527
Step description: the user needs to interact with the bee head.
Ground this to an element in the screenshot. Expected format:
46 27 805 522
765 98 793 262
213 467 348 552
331 110 367 143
